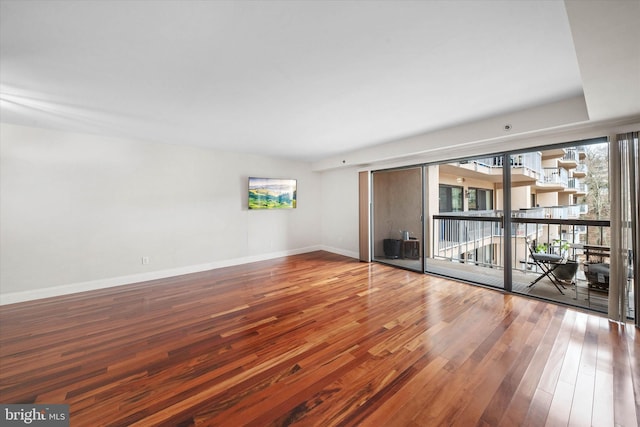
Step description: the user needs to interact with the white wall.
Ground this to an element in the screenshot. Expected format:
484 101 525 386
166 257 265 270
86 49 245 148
508 186 532 211
0 123 322 303
318 166 359 259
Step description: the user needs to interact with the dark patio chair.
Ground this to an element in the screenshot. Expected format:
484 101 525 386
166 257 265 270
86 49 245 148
527 240 573 294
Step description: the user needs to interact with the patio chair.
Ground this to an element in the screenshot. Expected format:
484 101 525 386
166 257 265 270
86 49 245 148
527 240 575 294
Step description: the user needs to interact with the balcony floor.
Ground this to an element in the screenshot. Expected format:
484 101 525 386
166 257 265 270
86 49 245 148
377 257 634 318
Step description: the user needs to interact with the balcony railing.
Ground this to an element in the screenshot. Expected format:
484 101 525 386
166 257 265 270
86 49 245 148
433 216 502 269
540 167 569 186
432 210 605 268
562 148 578 162
474 152 542 172
512 205 587 220
543 205 581 219
577 181 588 193
567 178 588 193
574 163 587 175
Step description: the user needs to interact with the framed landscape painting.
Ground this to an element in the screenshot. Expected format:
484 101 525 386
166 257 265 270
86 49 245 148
248 177 297 209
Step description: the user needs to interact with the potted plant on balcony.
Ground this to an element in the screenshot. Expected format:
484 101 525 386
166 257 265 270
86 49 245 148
535 242 548 254
553 239 571 258
552 239 578 285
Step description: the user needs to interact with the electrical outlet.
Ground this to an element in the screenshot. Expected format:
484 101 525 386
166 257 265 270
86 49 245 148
141 256 150 265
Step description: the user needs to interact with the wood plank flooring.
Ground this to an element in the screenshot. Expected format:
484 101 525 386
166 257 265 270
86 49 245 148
1 251 638 426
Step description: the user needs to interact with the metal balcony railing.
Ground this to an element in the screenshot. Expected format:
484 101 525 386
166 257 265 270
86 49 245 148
562 148 578 162
540 167 569 186
473 152 542 170
568 178 587 193
432 215 611 270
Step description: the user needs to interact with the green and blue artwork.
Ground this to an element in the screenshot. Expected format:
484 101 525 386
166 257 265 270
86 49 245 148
248 177 297 209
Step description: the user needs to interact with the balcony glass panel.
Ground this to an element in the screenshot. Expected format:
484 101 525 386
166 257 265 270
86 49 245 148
424 157 505 289
372 167 423 272
541 167 569 186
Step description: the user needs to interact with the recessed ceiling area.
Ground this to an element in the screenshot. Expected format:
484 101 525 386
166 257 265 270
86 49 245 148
0 1 638 162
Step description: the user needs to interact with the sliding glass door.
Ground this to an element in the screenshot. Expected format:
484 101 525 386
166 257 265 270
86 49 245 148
423 157 505 288
367 135 638 321
507 141 622 315
371 167 423 272
369 137 636 320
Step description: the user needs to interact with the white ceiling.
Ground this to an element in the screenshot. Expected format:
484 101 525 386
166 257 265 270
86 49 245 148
0 1 638 162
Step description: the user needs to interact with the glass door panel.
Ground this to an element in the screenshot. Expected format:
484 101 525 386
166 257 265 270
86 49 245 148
372 167 423 272
510 142 612 314
424 158 504 289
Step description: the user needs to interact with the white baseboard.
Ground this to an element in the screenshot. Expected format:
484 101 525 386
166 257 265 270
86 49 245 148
1 245 348 305
318 245 359 260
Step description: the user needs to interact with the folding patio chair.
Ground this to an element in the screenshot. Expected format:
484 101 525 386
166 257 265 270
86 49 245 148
527 240 567 294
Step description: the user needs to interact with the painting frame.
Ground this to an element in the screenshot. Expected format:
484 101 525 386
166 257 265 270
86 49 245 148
248 177 297 210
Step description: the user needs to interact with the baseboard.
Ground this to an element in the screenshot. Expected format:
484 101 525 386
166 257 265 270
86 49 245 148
0 245 330 305
319 245 359 260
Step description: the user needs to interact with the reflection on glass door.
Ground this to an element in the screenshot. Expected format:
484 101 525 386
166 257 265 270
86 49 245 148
424 158 504 289
372 167 423 272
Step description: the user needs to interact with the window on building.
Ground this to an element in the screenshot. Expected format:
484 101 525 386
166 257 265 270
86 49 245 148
468 188 493 210
439 184 464 212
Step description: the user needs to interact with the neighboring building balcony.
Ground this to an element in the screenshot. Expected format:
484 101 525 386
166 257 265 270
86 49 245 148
440 152 542 185
572 163 587 178
543 204 587 219
541 147 567 161
558 148 579 169
576 146 588 160
564 178 579 194
567 177 588 195
535 167 569 192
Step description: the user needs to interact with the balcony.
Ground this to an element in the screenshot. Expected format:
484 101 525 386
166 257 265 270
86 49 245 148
543 204 586 219
566 177 587 195
428 213 624 315
558 148 579 169
576 146 588 160
572 163 587 178
535 167 568 192
565 178 579 194
541 147 567 160
439 152 542 185
567 178 588 195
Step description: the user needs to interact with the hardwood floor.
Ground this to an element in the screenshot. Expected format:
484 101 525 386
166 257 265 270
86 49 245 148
1 251 638 426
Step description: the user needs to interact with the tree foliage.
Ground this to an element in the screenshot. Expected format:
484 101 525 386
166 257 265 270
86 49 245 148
581 143 609 220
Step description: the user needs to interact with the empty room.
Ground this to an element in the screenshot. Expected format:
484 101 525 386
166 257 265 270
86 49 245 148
1 0 639 426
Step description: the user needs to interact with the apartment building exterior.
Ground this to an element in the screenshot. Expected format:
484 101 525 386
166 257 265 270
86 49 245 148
432 146 591 268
